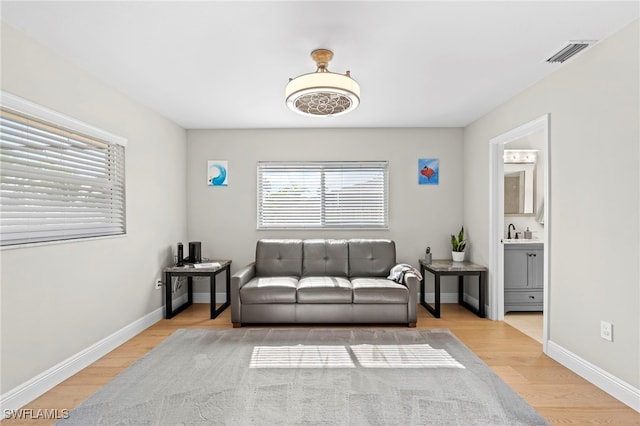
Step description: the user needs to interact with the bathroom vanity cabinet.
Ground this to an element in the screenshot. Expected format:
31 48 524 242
504 243 543 312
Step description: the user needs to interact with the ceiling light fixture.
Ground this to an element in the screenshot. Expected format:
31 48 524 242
285 49 360 117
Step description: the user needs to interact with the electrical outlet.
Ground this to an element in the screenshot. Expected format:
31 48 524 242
600 320 613 341
155 279 163 290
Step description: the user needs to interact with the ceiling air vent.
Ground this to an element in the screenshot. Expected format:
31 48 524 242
546 41 596 63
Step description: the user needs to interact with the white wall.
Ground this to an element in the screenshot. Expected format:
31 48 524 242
186 128 464 294
0 23 188 393
464 20 639 387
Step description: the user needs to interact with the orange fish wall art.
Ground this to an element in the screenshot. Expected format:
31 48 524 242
418 158 439 185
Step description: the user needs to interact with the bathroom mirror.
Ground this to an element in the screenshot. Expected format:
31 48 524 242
504 150 537 216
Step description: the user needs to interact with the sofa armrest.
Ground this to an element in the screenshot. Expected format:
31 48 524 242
231 262 256 324
404 272 419 325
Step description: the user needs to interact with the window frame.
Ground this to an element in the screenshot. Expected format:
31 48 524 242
0 91 128 249
257 160 389 230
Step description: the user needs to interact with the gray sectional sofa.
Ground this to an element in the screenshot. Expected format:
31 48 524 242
231 239 418 327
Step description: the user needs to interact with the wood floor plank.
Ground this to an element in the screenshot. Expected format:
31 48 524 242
2 303 638 425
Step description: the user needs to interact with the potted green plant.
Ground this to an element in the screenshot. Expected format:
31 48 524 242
450 226 466 262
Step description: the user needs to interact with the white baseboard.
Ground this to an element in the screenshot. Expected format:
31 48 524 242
0 307 164 414
462 293 478 310
172 292 227 304
419 292 486 313
194 292 227 304
419 292 459 304
547 340 640 412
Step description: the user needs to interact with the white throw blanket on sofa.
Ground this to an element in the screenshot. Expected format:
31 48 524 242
387 263 422 284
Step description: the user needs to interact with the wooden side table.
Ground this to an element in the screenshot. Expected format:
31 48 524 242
419 259 487 318
163 260 232 319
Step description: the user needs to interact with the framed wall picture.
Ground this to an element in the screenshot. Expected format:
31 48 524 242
418 158 439 185
208 160 228 186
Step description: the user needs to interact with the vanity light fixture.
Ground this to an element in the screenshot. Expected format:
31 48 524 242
285 49 360 117
503 149 538 164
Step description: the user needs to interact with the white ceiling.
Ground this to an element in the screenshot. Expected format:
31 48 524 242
1 1 638 129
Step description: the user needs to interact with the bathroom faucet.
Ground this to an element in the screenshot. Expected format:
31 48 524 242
507 223 515 239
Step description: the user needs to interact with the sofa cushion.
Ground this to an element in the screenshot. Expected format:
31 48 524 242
255 239 303 277
351 278 409 303
297 276 353 303
348 239 396 277
240 276 298 304
302 239 349 277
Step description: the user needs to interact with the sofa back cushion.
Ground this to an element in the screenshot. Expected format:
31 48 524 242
348 239 396 277
255 239 303 277
302 239 349 277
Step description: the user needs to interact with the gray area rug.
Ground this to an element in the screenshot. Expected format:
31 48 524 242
57 328 549 425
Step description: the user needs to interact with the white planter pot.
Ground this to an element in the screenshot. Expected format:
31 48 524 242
452 251 465 262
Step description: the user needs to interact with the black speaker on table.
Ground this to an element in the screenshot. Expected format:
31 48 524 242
177 242 184 266
188 241 202 263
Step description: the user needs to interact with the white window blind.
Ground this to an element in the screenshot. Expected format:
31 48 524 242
0 95 126 247
257 161 388 229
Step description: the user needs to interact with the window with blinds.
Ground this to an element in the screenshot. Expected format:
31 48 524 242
0 94 127 247
257 161 388 229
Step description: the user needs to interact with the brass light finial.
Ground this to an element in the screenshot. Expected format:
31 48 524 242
285 49 360 117
311 49 333 72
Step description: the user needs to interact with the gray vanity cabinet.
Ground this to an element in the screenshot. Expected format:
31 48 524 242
504 243 543 312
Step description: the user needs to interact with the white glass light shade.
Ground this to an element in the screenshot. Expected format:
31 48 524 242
285 72 360 117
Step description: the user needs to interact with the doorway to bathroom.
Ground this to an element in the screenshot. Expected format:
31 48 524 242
488 115 550 352
504 312 543 343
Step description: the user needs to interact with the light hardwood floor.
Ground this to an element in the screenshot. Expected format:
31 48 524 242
3 304 639 425
505 312 543 344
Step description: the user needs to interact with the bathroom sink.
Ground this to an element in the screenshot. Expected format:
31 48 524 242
502 238 542 244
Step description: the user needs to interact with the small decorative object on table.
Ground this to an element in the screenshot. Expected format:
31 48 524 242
450 226 466 262
424 246 432 264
